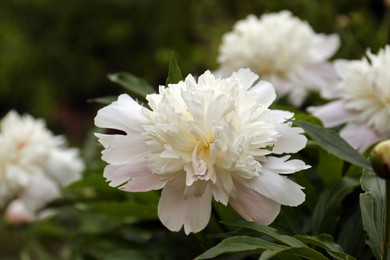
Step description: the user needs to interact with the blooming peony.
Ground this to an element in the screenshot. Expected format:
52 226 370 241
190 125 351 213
95 69 309 234
216 11 340 106
0 111 84 224
309 45 390 152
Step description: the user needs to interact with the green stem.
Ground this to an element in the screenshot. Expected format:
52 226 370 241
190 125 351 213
385 180 390 260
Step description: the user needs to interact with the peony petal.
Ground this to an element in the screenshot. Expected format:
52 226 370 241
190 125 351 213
45 148 84 187
309 34 340 62
263 156 310 174
4 199 34 225
19 173 60 212
96 133 149 165
229 182 281 225
158 182 212 234
308 100 355 128
230 68 259 90
247 168 305 206
250 80 277 107
340 123 387 152
94 94 149 134
104 161 165 192
272 123 307 154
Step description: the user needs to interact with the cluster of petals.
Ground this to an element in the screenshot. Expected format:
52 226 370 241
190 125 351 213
95 68 309 234
310 45 390 152
216 10 340 106
0 111 84 224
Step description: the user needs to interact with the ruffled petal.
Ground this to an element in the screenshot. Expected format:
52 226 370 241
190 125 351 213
340 123 387 152
158 182 212 234
247 168 305 206
94 94 149 134
104 161 165 192
229 183 280 225
230 68 259 90
250 80 277 107
272 123 307 154
96 133 149 165
308 100 355 128
263 155 310 174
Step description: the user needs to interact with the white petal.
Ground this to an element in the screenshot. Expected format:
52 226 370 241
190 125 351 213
250 80 276 107
45 149 84 187
248 168 305 206
96 133 149 165
333 59 351 78
158 182 212 234
263 156 310 174
340 123 387 152
94 94 149 134
272 123 307 154
230 68 259 90
308 100 355 128
104 161 165 192
229 183 280 225
309 34 340 62
19 173 60 212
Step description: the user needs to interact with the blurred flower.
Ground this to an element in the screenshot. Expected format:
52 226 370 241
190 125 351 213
309 45 390 152
95 68 309 234
0 111 84 225
216 11 340 106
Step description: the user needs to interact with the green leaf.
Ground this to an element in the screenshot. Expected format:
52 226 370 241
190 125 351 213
317 150 344 186
195 236 286 259
108 72 155 99
294 120 371 170
312 177 359 235
295 234 355 260
166 52 183 85
360 168 386 260
196 235 329 260
223 221 306 247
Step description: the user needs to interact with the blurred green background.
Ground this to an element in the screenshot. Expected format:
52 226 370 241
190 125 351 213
0 0 389 145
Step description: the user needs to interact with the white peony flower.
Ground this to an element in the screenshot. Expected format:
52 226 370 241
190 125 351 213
0 110 84 224
217 11 340 106
95 68 309 234
309 45 390 152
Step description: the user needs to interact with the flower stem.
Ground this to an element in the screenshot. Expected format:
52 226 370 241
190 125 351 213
384 180 390 260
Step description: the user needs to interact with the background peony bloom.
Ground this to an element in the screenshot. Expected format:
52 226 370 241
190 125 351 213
0 111 84 225
95 69 309 234
309 45 390 152
216 11 340 107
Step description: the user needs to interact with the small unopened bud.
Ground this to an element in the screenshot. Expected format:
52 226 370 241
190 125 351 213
370 140 390 179
4 200 34 226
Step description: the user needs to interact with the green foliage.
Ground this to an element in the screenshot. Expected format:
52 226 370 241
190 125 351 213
108 72 156 101
360 168 386 260
166 52 184 85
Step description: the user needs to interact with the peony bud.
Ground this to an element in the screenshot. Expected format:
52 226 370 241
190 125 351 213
370 140 390 179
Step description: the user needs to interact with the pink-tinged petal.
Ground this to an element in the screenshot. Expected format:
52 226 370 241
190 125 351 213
5 199 34 225
94 94 149 134
308 100 355 128
263 156 310 174
247 169 305 206
272 123 307 154
229 183 280 225
19 173 60 212
95 133 149 165
309 34 340 62
340 123 387 152
158 182 212 234
230 68 259 90
250 80 276 107
104 161 165 192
